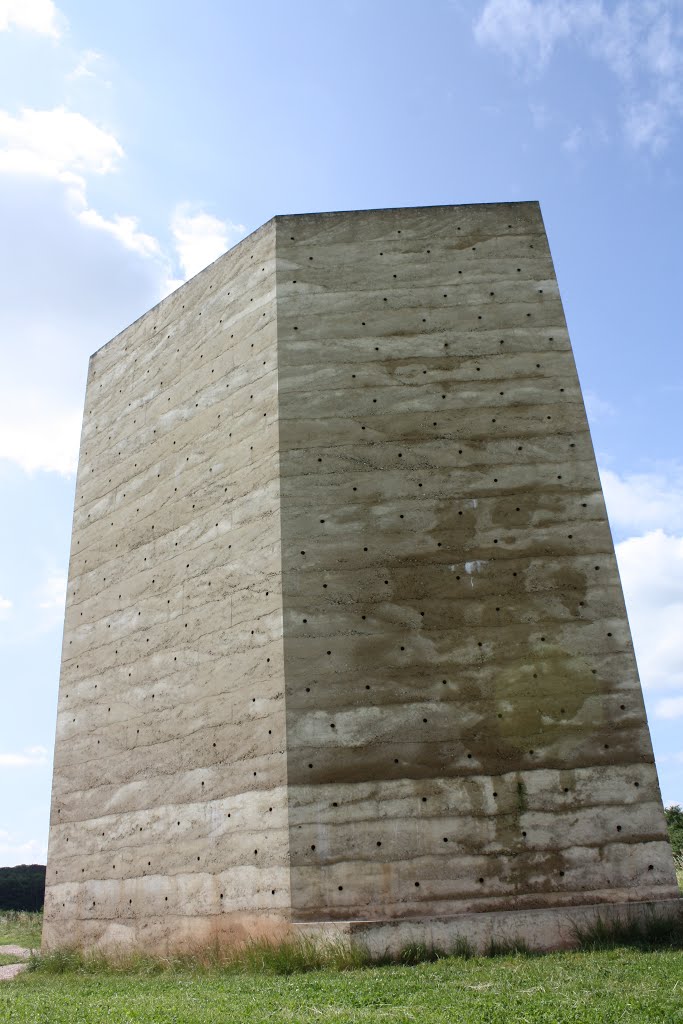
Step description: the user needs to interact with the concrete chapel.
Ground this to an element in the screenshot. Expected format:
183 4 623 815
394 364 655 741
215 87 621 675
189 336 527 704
44 202 680 953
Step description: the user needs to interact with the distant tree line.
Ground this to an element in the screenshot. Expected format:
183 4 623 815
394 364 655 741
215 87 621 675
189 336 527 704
665 805 683 860
0 864 46 911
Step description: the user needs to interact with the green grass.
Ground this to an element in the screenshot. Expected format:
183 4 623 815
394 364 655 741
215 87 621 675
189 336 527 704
0 954 26 967
1 909 682 1021
1 947 682 1023
0 912 42 951
27 936 373 976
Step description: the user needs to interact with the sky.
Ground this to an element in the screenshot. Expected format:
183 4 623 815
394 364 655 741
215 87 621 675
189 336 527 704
0 0 681 866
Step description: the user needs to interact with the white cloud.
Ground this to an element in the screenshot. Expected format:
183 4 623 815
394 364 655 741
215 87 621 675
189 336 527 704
600 468 683 717
601 466 683 534
0 829 47 866
36 572 67 612
0 108 168 476
170 203 246 281
562 125 583 152
0 106 163 266
474 0 602 68
0 173 166 479
0 122 246 477
0 106 123 183
0 396 81 475
0 594 12 619
584 390 616 422
0 0 63 38
76 207 161 259
473 0 683 152
0 745 49 767
616 530 683 698
657 696 683 720
624 81 682 152
67 49 102 81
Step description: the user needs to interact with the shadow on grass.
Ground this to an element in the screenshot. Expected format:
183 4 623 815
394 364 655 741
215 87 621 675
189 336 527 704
28 933 535 976
574 911 683 952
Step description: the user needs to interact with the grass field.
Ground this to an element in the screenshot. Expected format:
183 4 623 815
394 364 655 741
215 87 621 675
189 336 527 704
1 911 683 1024
0 912 42 950
0 946 682 1023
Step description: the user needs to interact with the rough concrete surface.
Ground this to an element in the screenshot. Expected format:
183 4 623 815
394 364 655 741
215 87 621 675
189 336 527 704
297 897 683 956
44 202 679 954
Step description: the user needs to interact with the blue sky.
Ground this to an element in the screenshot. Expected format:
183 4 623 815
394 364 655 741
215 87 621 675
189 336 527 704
0 0 681 866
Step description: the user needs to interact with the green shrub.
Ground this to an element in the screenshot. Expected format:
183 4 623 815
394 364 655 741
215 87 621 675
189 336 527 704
665 804 683 858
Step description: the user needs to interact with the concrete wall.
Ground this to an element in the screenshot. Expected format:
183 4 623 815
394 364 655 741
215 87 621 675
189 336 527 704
275 204 678 922
44 202 678 952
44 219 293 951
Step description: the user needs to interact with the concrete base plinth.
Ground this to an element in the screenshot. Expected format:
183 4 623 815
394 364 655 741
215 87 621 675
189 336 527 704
294 898 683 956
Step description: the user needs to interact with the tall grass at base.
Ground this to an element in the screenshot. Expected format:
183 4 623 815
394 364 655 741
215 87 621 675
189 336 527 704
234 937 370 973
28 911 683 978
0 911 43 949
29 937 373 976
395 943 448 965
29 934 485 976
486 937 533 957
574 911 683 952
674 852 683 892
29 932 531 976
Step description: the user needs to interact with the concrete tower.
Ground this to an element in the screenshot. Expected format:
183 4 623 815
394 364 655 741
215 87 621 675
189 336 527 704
44 203 680 954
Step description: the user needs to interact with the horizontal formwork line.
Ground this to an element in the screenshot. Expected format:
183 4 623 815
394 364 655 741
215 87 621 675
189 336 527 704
63 601 620 647
48 779 652 833
61 564 614 627
53 732 647 783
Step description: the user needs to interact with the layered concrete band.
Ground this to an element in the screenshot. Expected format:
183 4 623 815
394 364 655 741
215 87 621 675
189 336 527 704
44 202 681 955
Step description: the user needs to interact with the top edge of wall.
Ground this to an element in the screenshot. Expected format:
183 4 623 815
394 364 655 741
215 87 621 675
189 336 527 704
89 200 542 364
273 200 541 222
89 216 277 363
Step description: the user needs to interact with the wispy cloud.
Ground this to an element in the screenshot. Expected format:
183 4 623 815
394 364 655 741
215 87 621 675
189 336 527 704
562 125 583 152
0 105 163 263
35 573 66 610
624 80 681 153
597 466 683 717
529 102 551 129
0 106 122 180
616 530 683 702
0 0 64 38
474 0 602 68
0 105 168 477
473 0 683 152
0 745 49 767
77 207 160 259
0 594 12 620
0 398 82 476
584 390 616 422
0 829 47 866
601 465 683 534
656 696 683 720
67 49 102 81
168 203 246 286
